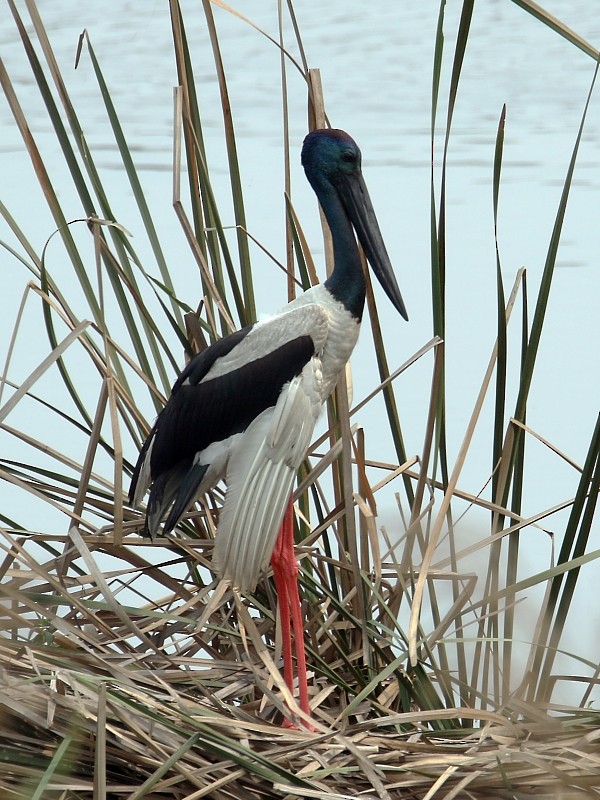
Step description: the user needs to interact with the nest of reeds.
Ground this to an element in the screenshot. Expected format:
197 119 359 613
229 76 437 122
2 0 600 797
1 529 599 800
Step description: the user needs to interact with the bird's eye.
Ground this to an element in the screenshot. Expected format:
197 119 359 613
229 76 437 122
341 150 356 163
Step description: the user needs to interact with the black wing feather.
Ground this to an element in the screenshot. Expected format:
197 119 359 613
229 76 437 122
162 462 209 535
129 326 254 505
150 334 316 477
173 325 253 392
144 462 189 538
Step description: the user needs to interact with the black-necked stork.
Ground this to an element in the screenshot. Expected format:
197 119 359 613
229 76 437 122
130 128 407 726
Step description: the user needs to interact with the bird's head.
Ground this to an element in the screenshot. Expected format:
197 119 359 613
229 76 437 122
301 128 408 321
301 128 363 191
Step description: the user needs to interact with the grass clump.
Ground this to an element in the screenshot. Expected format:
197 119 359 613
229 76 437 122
1 1 599 797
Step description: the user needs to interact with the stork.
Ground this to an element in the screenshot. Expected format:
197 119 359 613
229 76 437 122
130 128 407 727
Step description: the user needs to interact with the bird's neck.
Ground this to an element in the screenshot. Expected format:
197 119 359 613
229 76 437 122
318 190 365 321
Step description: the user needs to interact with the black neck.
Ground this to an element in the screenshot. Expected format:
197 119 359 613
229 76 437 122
319 189 365 320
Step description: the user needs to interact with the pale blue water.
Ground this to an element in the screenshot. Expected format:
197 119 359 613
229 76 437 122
1 1 599 704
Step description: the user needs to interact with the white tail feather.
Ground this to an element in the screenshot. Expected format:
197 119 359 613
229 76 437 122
132 437 154 508
213 429 295 590
213 365 322 590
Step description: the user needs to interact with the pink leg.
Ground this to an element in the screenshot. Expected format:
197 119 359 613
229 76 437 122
271 499 313 727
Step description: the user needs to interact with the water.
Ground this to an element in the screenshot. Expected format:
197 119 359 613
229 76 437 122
1 1 599 703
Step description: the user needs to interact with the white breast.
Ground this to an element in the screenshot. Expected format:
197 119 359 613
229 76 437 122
285 284 361 401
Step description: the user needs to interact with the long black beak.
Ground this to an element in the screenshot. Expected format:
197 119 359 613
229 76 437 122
338 172 408 321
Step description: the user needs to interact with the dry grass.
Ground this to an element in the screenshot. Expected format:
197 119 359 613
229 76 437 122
1 531 600 799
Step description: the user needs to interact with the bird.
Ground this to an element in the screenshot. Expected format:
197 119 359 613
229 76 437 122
129 128 408 726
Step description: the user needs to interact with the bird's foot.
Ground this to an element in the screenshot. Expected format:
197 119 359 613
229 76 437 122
280 713 318 732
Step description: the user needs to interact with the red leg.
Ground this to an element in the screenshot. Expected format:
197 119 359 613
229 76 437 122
271 499 313 727
272 505 294 694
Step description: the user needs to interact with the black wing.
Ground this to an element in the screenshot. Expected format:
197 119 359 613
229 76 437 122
149 333 316 478
129 303 331 541
129 315 321 505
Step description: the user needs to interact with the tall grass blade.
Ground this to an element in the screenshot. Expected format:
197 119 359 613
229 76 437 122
170 0 247 332
0 53 99 322
202 0 255 323
531 414 600 703
510 0 600 61
492 105 508 504
502 62 599 505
